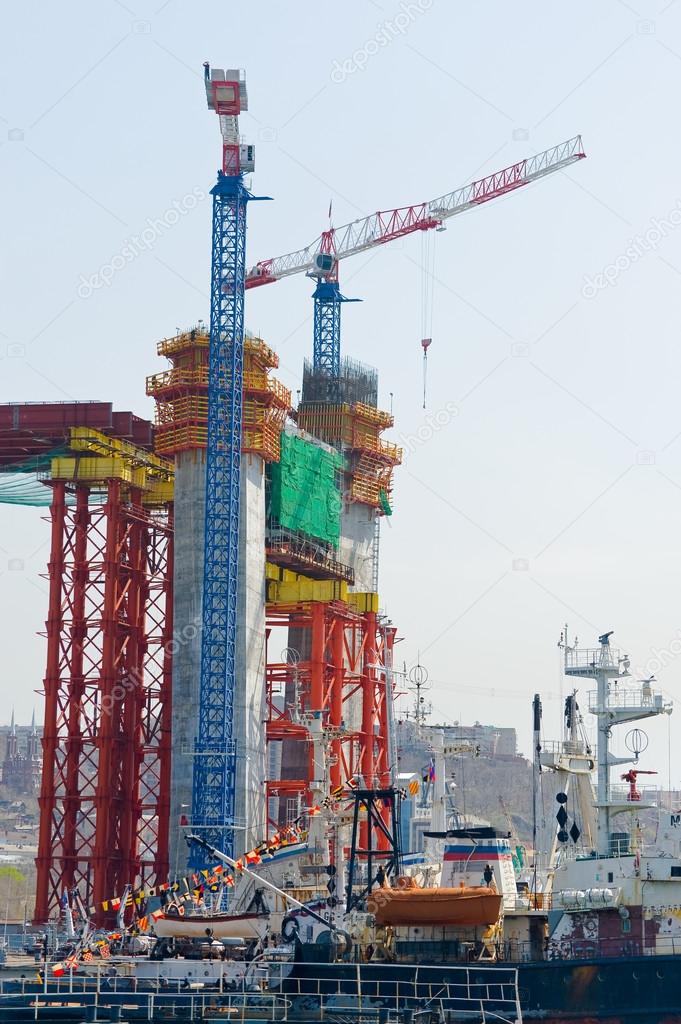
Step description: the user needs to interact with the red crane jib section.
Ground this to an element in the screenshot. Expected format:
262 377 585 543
244 152 551 289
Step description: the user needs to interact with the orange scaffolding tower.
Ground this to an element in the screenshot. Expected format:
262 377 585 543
297 400 402 514
148 325 290 460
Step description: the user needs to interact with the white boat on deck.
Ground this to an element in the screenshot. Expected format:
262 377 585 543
152 910 268 941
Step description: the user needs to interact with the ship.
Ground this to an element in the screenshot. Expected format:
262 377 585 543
252 628 681 1023
4 628 681 1023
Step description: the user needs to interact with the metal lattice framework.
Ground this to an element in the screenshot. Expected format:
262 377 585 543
265 601 396 845
189 172 249 866
246 136 585 288
34 481 172 924
246 135 585 384
312 280 343 379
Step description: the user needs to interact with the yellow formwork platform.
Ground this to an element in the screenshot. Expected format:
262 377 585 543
267 578 349 605
48 428 175 505
69 427 173 481
245 335 279 369
51 456 136 485
347 591 379 614
50 457 175 504
146 366 209 396
264 565 378 612
154 424 207 454
144 480 175 505
157 327 209 358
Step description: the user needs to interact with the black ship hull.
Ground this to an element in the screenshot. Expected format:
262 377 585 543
0 951 679 1023
288 949 681 1023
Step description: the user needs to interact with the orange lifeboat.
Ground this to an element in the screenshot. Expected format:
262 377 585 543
370 878 502 928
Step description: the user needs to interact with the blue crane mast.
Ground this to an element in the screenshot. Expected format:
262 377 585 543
189 64 261 867
311 275 360 402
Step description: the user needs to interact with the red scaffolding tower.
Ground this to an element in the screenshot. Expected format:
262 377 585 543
34 478 173 924
0 412 179 926
265 596 396 850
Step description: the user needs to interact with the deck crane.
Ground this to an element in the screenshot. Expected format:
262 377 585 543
245 136 586 391
189 64 267 868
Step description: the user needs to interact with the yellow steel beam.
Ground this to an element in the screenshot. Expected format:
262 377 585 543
68 427 173 482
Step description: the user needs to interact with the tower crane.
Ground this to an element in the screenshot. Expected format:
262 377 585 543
245 136 586 390
191 61 584 870
189 64 267 868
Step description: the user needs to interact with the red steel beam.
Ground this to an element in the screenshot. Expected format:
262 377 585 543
34 481 67 922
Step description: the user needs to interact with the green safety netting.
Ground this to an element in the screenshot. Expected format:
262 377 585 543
268 433 342 545
0 448 71 506
379 488 392 517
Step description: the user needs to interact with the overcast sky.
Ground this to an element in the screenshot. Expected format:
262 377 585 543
3 0 681 779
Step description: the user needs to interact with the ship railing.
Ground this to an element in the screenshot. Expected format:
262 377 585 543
274 961 523 1024
508 892 553 911
0 988 294 1024
565 648 620 673
643 936 681 955
606 784 660 806
501 934 681 961
0 959 524 1024
587 688 669 712
539 739 590 757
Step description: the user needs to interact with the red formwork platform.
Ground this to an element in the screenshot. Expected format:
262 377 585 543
33 480 172 925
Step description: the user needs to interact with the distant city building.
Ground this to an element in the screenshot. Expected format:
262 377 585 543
0 711 42 794
396 718 518 765
438 722 517 759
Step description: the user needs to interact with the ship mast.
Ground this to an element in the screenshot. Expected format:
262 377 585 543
564 631 671 856
532 694 542 899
